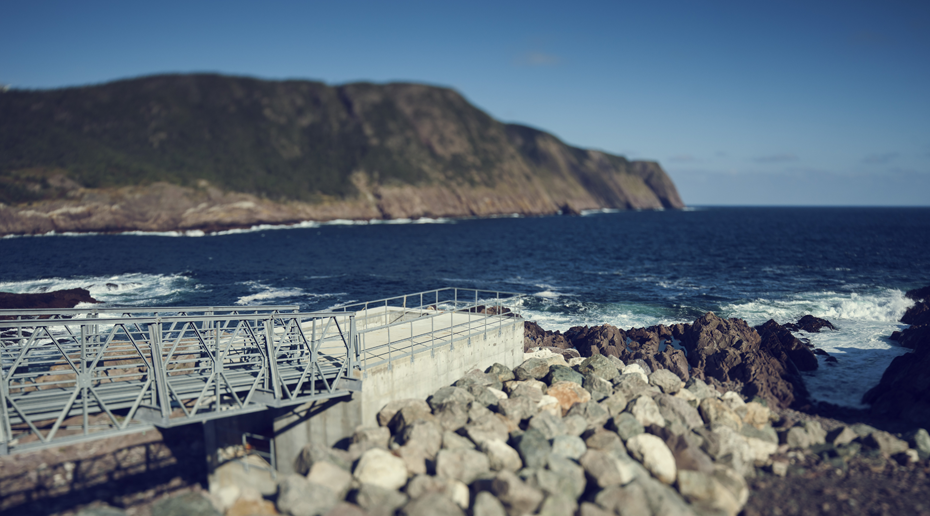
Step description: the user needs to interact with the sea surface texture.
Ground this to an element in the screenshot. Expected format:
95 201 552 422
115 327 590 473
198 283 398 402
3 207 929 408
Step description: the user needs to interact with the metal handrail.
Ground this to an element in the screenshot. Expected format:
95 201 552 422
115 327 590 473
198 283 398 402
0 310 357 454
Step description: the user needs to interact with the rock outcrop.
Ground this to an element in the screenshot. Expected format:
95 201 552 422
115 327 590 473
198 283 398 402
0 288 98 309
863 285 930 428
555 314 835 410
0 74 684 235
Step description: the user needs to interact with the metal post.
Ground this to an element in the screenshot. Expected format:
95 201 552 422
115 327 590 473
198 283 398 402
264 319 281 401
348 315 357 373
149 321 171 420
81 324 88 435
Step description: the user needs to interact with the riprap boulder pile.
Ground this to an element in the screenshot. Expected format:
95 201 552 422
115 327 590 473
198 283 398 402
205 349 927 516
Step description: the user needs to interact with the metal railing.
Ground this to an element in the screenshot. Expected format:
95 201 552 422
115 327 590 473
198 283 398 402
332 288 525 374
0 308 358 454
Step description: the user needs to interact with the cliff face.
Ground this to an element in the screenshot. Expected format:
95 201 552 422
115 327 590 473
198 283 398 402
0 74 684 234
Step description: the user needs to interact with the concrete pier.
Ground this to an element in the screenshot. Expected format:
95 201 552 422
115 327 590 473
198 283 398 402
272 308 523 474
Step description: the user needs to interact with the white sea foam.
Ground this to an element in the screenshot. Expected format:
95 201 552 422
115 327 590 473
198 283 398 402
0 273 198 306
233 281 342 306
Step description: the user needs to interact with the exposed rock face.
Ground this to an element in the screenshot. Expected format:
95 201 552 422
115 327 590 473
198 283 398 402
0 288 98 309
554 313 836 410
863 285 930 429
0 74 684 235
523 321 571 352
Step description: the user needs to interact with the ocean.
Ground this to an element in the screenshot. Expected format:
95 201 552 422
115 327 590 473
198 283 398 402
2 207 929 408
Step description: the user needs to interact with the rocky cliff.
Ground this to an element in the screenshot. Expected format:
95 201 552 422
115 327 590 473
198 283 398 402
0 74 684 235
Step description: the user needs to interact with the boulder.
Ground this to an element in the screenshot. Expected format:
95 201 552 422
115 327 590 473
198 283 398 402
306 461 353 499
433 400 469 432
599 392 629 417
565 400 611 430
295 442 352 475
277 475 338 516
527 411 567 440
514 357 551 381
626 433 677 484
628 395 666 428
0 288 98 309
621 364 649 384
400 492 465 516
564 324 628 358
353 448 408 490
545 363 583 385
577 354 621 382
579 449 638 488
904 428 930 460
388 401 436 434
524 321 573 351
472 491 507 516
546 455 588 498
649 369 684 394
378 399 425 427
491 471 545 515
496 396 539 423
699 397 742 431
399 420 443 459
654 394 704 430
351 483 409 516
485 363 516 383
551 435 587 460
442 430 476 450
583 372 613 401
609 412 645 442
463 414 510 446
515 427 552 468
435 448 491 484
479 439 523 472
547 380 592 415
428 386 475 410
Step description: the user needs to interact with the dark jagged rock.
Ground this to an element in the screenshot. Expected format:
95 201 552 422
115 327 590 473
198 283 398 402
523 321 571 352
792 315 837 333
905 285 930 301
862 284 930 429
755 320 819 372
563 325 627 358
0 288 98 309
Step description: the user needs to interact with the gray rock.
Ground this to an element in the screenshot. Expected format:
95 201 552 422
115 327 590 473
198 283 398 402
613 374 653 401
625 433 677 484
428 386 476 411
713 466 749 508
655 394 704 430
503 379 548 396
435 448 491 484
662 432 716 473
563 414 588 437
584 372 614 401
514 358 551 381
594 484 651 516
827 426 859 447
491 470 545 515
400 492 465 516
486 363 516 384
584 428 628 458
545 364 584 386
516 427 552 468
782 426 811 449
579 449 638 488
508 382 545 402
463 385 503 408
277 475 338 516
352 426 392 449
546 454 588 498
698 397 741 431
676 470 741 516
152 493 221 516
454 369 504 391
295 442 353 475
433 400 470 432
442 429 476 450
479 439 523 472
306 460 354 499
904 428 930 460
536 495 578 516
405 475 465 504
863 430 910 456
389 401 437 434
636 474 697 516
578 354 621 382
352 483 409 516
325 503 368 516
551 435 587 460
579 502 614 516
566 400 611 430
353 448 408 490
468 402 495 423
395 443 428 476
472 491 507 516
527 411 567 440
378 398 428 427
464 414 510 446
707 426 754 477
649 369 684 394
685 378 717 400
497 396 539 423
610 412 645 442
599 392 630 417
400 419 443 459
803 420 827 446
629 395 666 428
739 423 778 445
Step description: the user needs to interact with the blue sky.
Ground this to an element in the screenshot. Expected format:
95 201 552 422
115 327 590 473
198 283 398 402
2 1 928 206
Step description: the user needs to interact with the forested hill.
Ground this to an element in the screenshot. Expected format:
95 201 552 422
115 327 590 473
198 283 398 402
0 74 684 234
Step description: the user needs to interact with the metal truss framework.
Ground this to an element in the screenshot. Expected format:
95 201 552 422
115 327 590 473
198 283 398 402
0 306 360 454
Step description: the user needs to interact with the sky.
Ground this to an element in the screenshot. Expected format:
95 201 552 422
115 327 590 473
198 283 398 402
1 0 928 206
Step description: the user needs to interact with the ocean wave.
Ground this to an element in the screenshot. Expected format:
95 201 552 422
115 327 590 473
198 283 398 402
0 273 198 306
720 288 913 326
234 281 343 306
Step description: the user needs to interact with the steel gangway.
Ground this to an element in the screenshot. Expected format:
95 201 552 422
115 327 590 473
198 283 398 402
0 287 527 455
0 305 361 455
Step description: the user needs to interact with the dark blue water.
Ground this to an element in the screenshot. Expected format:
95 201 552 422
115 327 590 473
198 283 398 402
3 207 930 406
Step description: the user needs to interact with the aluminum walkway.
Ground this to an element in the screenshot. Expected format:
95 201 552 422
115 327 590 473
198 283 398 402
0 288 524 454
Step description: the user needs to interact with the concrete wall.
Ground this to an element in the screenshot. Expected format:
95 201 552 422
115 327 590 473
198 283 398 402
272 316 523 474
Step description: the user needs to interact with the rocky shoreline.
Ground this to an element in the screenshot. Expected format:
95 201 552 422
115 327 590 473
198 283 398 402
61 306 929 516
